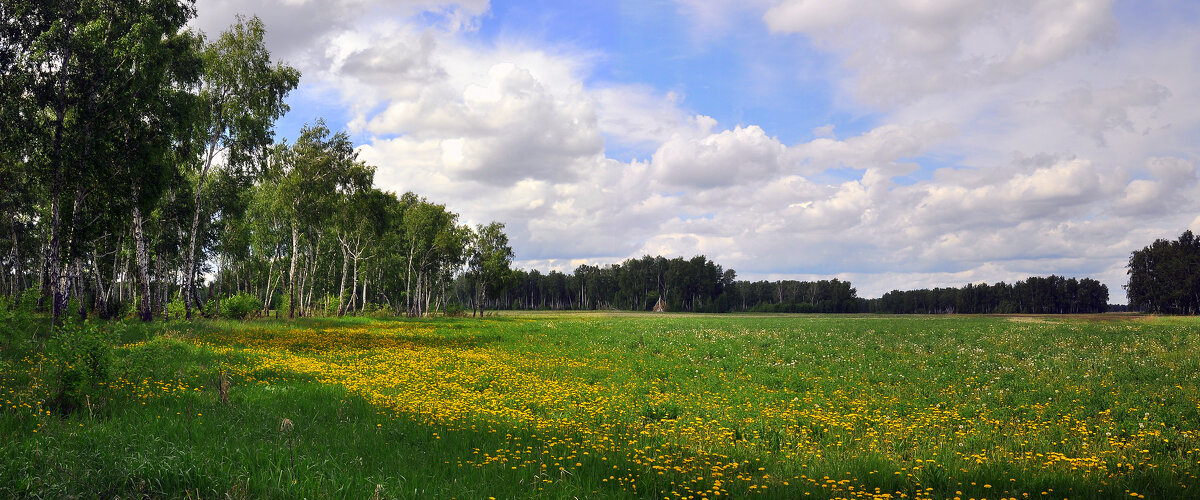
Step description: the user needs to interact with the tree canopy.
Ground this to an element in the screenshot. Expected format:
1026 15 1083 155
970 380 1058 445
1126 230 1200 314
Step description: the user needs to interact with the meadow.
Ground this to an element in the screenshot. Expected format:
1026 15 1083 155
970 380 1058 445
2 312 1199 499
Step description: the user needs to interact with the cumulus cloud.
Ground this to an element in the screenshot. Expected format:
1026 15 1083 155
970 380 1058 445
651 125 787 188
404 63 603 185
191 1 490 71
1113 157 1200 216
593 86 694 153
910 158 1108 228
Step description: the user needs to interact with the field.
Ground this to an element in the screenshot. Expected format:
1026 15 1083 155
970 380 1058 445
2 313 1199 499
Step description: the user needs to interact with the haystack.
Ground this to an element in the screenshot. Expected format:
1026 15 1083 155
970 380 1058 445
652 297 667 312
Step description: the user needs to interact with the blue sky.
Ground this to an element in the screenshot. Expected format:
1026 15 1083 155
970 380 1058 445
194 0 1200 300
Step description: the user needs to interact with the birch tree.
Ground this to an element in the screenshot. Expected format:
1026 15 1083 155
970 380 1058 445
6 0 201 324
182 15 298 319
278 121 371 318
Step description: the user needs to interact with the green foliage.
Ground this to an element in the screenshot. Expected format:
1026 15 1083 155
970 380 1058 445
203 298 219 318
66 297 83 319
748 301 819 313
46 320 113 414
220 293 263 320
322 294 341 317
1127 230 1200 314
875 275 1109 314
108 296 136 320
0 290 39 348
167 296 186 320
443 302 466 317
363 304 392 319
198 15 301 170
276 293 290 318
467 221 514 314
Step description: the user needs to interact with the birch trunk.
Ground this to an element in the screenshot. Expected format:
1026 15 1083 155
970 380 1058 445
288 225 298 319
349 252 359 315
336 240 349 316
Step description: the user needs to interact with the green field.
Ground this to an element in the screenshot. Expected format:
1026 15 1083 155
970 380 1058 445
2 313 1199 499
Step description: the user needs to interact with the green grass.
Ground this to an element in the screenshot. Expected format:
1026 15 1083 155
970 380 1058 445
2 313 1199 498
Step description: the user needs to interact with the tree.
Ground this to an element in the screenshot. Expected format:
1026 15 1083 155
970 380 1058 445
278 121 371 318
182 15 299 319
5 0 201 324
1127 230 1200 314
114 10 202 321
333 188 387 316
244 157 291 315
467 222 513 317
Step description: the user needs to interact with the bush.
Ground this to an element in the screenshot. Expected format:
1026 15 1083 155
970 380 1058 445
366 308 392 319
220 292 263 320
274 293 290 317
47 319 113 414
116 295 139 319
66 296 83 319
443 302 466 317
167 296 186 320
203 297 219 318
0 291 38 348
322 294 341 316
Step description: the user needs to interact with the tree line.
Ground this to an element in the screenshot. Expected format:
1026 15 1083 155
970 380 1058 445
865 276 1110 314
1126 230 1200 314
0 5 513 324
477 254 861 314
481 259 1115 315
485 255 737 312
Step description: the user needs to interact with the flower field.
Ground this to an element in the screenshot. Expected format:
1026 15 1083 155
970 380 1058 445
3 313 1200 498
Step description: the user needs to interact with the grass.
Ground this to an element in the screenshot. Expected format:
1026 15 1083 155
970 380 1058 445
2 313 1199 498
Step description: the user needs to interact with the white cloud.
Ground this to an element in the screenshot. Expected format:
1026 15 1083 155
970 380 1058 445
762 0 1118 105
593 86 694 152
651 125 787 188
1113 157 1199 216
789 121 955 175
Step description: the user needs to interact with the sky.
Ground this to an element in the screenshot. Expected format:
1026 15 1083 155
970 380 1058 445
189 0 1200 301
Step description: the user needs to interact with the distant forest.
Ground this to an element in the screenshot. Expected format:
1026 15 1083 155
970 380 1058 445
497 255 859 313
867 276 1109 314
485 256 1110 314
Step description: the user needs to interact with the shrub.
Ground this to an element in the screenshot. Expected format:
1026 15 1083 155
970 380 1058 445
167 296 186 319
274 293 290 317
203 297 219 318
220 292 263 320
364 303 395 318
0 293 35 348
116 296 139 319
322 294 341 316
443 302 466 317
47 319 113 414
66 296 83 319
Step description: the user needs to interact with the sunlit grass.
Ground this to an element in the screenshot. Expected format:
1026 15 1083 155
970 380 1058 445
2 313 1199 498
